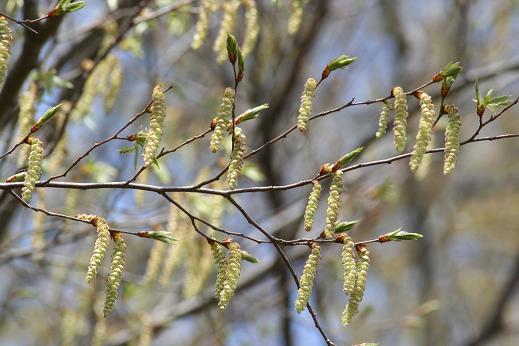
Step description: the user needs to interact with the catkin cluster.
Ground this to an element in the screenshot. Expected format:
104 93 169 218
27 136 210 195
21 137 44 203
242 0 259 57
191 0 212 50
213 0 240 63
17 82 38 165
324 170 344 239
211 242 228 300
410 92 435 172
342 246 370 326
341 234 356 296
218 242 242 309
392 86 409 152
227 127 246 189
0 16 12 88
77 214 111 283
288 0 308 35
375 101 392 138
103 233 127 316
104 56 123 113
297 77 317 132
143 85 166 167
443 105 461 175
210 87 235 152
303 181 321 231
295 244 320 313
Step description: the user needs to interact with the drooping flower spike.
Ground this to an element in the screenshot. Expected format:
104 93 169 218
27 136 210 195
443 105 462 175
304 180 322 231
103 232 127 316
21 137 44 203
392 86 409 152
143 84 166 167
410 91 435 172
297 77 317 132
295 243 321 313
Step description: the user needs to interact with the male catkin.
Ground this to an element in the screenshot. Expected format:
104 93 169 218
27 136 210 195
324 170 344 239
303 181 322 231
227 127 246 189
143 85 166 167
218 242 242 309
213 0 240 63
295 244 320 313
211 242 228 300
103 233 127 317
242 0 259 57
191 0 212 50
297 77 317 132
392 86 409 152
21 137 44 203
210 87 235 152
443 105 461 175
410 92 435 172
341 234 357 296
0 16 13 88
376 101 392 138
342 246 370 326
78 214 111 283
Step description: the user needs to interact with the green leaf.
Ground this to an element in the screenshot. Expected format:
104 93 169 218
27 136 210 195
440 61 463 79
144 231 176 244
336 147 363 167
326 55 357 72
235 103 269 124
31 104 62 132
334 220 359 233
241 250 259 263
383 228 423 241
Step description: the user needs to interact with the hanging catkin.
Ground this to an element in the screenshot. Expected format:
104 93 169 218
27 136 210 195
77 214 111 283
392 86 409 152
242 0 259 57
226 127 246 189
21 137 44 203
303 180 321 231
159 206 183 285
210 87 235 152
410 91 435 172
324 170 344 239
375 100 392 138
213 0 240 63
143 84 166 167
17 82 37 165
211 242 228 300
218 242 242 309
103 232 127 317
342 246 370 326
143 241 166 283
341 234 356 297
297 77 316 132
443 105 461 175
104 56 123 113
287 0 308 35
191 0 212 50
295 243 320 313
0 16 13 88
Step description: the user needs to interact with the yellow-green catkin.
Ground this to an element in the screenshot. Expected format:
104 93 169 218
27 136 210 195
32 190 46 260
242 0 259 57
104 56 123 113
324 170 343 239
375 100 392 138
218 242 242 309
227 127 246 189
159 207 183 285
392 86 409 152
297 77 316 132
17 82 37 165
410 92 435 172
0 16 13 88
137 314 153 346
184 240 214 297
71 62 104 120
191 0 212 49
443 105 461 175
341 234 356 296
135 169 148 207
21 137 44 203
295 244 320 313
103 232 127 317
287 0 308 35
143 241 166 283
60 309 79 346
78 214 111 283
211 241 228 299
91 293 107 346
304 180 321 231
213 0 240 63
210 87 235 152
143 85 166 167
342 246 370 326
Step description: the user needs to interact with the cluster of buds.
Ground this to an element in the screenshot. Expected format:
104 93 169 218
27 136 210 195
210 87 235 152
0 16 12 88
409 91 435 172
296 77 317 132
324 170 344 239
142 85 166 167
295 243 320 312
77 214 111 283
303 180 322 231
226 127 246 189
103 232 127 316
443 105 462 175
21 137 44 202
392 86 409 152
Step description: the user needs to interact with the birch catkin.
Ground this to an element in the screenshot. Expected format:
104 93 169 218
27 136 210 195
191 0 212 50
210 87 235 152
17 82 38 165
213 0 240 63
78 214 111 283
218 242 242 309
143 85 166 167
227 127 246 189
443 105 461 175
21 137 44 203
304 181 321 231
242 0 259 57
376 101 392 138
295 244 320 313
104 56 123 113
324 170 344 239
143 241 166 283
288 0 308 35
297 77 317 132
0 16 13 88
103 232 127 317
211 242 227 300
341 234 356 296
392 86 409 152
342 246 370 326
410 92 435 172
